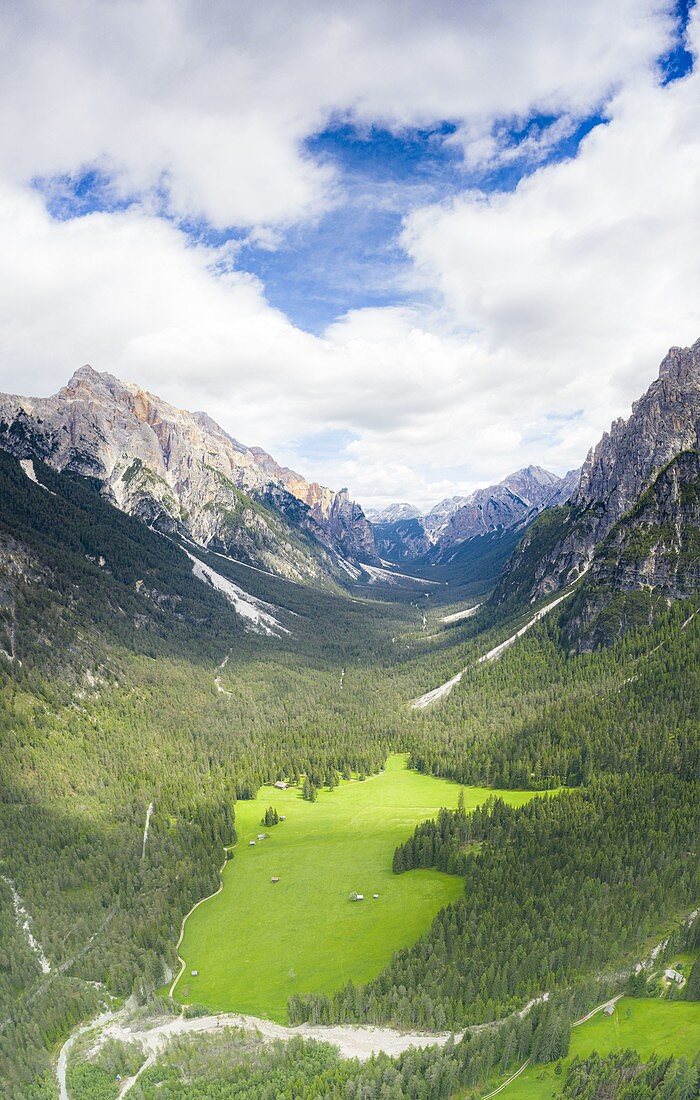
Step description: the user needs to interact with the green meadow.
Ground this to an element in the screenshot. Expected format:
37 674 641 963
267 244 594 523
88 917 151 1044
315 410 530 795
482 998 700 1100
173 753 536 1021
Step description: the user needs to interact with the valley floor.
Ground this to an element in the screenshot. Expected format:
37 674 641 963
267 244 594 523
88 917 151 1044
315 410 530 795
172 755 537 1020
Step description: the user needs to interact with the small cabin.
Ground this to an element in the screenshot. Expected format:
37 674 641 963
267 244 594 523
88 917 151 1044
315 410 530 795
249 840 256 846
274 781 288 789
373 894 379 899
279 815 286 821
349 892 364 901
603 1003 615 1016
257 834 267 840
271 876 280 883
191 969 199 977
665 968 684 984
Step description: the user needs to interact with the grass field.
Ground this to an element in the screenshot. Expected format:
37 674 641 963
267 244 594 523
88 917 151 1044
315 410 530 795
481 998 700 1099
173 753 537 1021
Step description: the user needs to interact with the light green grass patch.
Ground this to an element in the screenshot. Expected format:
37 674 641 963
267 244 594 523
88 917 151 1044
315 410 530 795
483 998 700 1100
174 754 536 1021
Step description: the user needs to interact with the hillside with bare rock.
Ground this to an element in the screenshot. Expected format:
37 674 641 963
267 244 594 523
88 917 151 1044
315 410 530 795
0 367 378 583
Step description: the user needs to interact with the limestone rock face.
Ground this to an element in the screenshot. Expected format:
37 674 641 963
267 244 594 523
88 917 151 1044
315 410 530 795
372 517 432 562
366 503 422 523
495 337 700 621
545 468 581 509
574 339 700 543
429 466 563 552
0 366 378 581
563 450 700 649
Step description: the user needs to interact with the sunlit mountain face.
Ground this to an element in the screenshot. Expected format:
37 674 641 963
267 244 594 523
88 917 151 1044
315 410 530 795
1 4 699 1098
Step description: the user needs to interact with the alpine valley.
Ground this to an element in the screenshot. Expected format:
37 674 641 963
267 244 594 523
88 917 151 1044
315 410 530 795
0 340 698 1100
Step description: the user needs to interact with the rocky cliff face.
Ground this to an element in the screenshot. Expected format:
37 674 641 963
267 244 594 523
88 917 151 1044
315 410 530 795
495 338 700 632
0 366 378 581
372 517 432 562
428 466 563 553
545 467 581 508
563 450 700 648
573 339 700 541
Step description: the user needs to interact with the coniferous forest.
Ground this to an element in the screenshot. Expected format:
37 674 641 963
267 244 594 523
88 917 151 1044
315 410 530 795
0 451 698 1098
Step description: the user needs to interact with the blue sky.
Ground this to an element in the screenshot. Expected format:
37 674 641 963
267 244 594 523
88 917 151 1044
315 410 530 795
30 0 695 338
34 111 618 335
3 0 699 507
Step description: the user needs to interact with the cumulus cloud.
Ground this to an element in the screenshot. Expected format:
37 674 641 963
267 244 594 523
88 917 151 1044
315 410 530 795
0 0 676 228
0 0 698 510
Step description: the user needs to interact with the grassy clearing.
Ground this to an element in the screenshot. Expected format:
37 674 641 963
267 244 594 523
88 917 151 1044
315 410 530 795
483 998 700 1100
174 754 536 1021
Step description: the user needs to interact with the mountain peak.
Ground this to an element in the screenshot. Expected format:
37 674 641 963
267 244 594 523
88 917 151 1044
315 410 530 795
496 336 700 610
0 366 379 577
367 502 422 523
66 363 120 389
657 336 700 385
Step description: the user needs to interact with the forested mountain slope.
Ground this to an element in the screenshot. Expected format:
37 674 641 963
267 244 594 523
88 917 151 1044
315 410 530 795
0 369 698 1098
0 366 378 583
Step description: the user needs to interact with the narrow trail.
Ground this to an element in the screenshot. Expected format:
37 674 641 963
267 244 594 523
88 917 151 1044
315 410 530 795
141 803 154 861
480 1059 531 1098
478 994 625 1099
412 590 575 709
572 994 623 1027
168 852 229 1002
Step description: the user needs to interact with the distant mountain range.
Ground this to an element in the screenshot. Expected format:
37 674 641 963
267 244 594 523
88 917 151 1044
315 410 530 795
370 466 580 564
0 366 378 583
0 337 698 646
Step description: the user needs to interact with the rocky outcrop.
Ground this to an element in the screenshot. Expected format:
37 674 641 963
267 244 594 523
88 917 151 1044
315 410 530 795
563 450 700 649
372 518 432 562
0 366 378 582
545 468 581 508
495 338 700 633
572 339 700 547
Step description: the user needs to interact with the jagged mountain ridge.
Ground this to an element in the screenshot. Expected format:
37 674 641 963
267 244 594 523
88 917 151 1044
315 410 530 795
365 503 422 523
0 366 378 582
373 465 579 564
427 465 566 550
495 337 700 643
563 449 700 648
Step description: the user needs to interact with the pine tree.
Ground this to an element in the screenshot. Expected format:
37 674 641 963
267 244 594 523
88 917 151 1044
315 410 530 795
302 777 317 802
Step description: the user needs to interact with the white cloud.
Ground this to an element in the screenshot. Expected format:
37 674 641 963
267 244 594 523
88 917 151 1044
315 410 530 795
0 1 698 511
0 0 676 229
